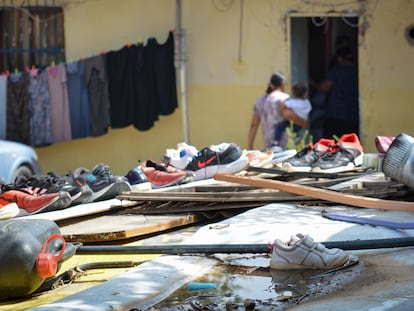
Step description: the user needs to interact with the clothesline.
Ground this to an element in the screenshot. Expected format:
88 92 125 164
0 31 178 147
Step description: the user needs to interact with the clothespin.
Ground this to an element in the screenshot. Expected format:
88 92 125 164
30 65 38 78
6 70 10 76
25 66 30 73
51 60 55 67
127 42 131 48
101 50 106 56
14 68 19 75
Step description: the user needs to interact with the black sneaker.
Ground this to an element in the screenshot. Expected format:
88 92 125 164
125 162 148 185
281 138 336 172
60 169 94 205
81 164 131 202
8 173 82 204
184 142 249 181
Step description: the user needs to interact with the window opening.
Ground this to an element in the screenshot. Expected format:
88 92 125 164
0 0 65 72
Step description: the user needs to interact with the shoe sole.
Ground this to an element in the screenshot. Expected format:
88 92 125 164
311 153 364 173
0 203 19 219
17 192 72 216
193 155 250 181
270 252 352 270
271 149 297 165
281 162 313 172
71 185 94 205
93 181 132 202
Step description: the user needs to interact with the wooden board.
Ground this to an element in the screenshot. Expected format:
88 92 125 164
117 189 308 202
214 174 414 212
19 198 135 222
59 213 205 243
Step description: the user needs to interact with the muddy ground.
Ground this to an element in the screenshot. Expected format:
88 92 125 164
148 247 414 311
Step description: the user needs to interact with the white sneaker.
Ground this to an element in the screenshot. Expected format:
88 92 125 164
164 142 199 170
0 203 19 220
270 233 355 270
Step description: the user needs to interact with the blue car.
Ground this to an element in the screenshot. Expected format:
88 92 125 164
0 140 42 184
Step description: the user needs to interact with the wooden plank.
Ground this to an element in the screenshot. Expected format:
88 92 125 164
214 174 414 212
117 189 306 202
19 198 134 222
59 213 205 243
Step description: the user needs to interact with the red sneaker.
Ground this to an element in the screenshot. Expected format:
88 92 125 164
282 138 336 172
141 160 194 187
312 133 364 173
0 190 71 215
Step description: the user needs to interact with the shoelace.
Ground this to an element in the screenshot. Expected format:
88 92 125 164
91 165 112 181
319 144 356 164
294 145 313 158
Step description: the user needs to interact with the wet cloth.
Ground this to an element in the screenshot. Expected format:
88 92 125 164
6 72 31 145
66 60 91 139
47 64 72 143
84 55 111 137
28 70 53 146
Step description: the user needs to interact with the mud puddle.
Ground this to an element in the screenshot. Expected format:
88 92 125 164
149 260 365 311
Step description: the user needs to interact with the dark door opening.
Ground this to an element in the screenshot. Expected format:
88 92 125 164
290 16 359 142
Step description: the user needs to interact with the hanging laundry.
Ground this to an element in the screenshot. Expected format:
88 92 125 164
28 69 53 147
106 44 138 128
66 60 91 139
6 71 31 145
144 31 178 117
84 54 111 137
47 63 72 143
133 42 154 131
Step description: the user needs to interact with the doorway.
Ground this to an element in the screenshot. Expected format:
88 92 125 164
289 15 359 142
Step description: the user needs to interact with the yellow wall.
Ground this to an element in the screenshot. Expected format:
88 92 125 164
35 0 414 176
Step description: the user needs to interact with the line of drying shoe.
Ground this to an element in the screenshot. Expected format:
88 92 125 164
126 142 252 189
0 133 367 219
0 163 131 218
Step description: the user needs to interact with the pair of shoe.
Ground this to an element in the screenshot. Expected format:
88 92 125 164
71 163 132 202
184 142 250 181
270 233 357 270
0 189 72 216
140 160 194 188
281 133 364 173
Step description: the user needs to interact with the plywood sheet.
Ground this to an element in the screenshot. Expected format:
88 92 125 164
59 213 205 243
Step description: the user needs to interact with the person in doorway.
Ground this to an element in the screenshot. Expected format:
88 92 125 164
247 72 307 150
328 34 352 70
274 82 311 146
320 47 359 139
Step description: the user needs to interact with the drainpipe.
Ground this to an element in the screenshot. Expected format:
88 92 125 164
174 0 190 143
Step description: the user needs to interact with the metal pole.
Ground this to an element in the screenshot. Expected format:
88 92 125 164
76 237 414 255
174 0 190 143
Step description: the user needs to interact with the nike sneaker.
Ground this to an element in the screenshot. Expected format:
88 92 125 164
185 142 249 181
